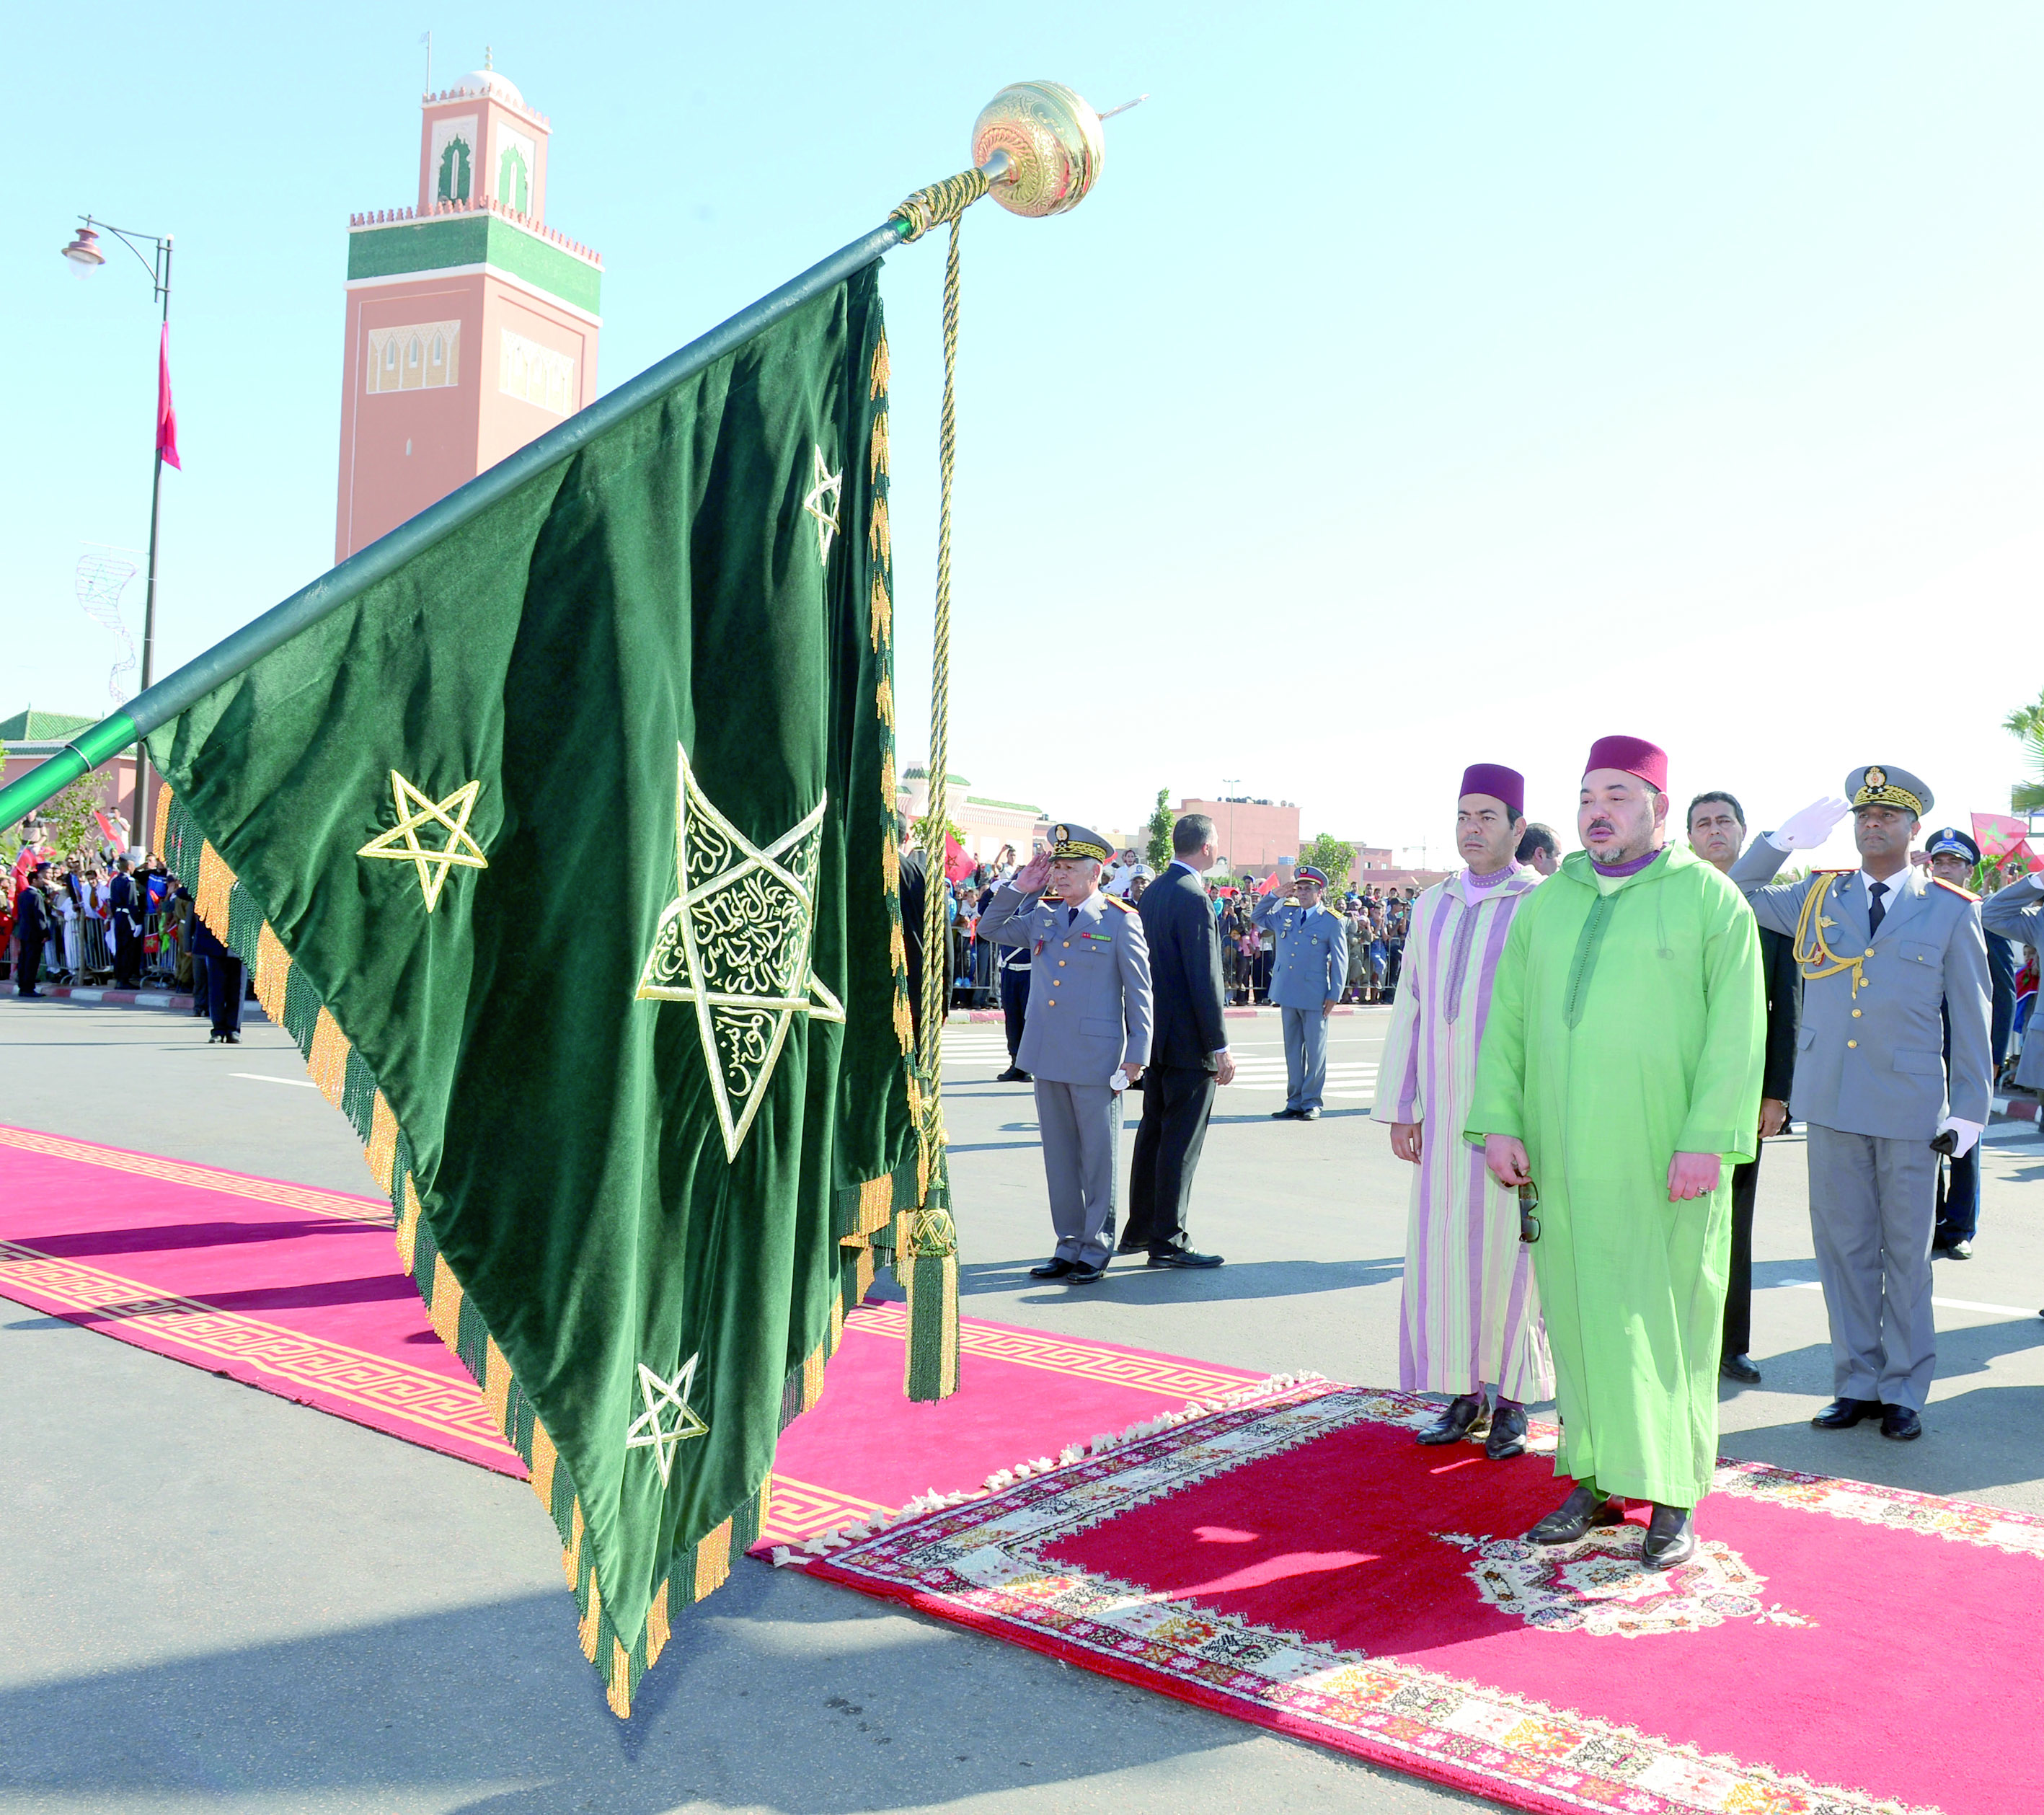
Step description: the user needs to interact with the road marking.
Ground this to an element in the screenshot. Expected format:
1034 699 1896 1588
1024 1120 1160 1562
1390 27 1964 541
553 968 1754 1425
1776 1279 2038 1320
229 1073 319 1090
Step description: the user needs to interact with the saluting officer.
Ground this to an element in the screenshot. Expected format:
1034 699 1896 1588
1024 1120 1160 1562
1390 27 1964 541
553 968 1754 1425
980 824 1153 1283
1730 767 1991 1441
1254 863 1350 1119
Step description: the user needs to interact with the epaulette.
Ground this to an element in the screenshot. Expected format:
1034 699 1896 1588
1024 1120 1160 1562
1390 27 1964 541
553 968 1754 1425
1815 867 1852 875
1102 894 1136 913
1931 877 1980 901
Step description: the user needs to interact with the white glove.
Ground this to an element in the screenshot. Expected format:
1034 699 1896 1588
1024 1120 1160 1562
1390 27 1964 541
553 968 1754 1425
1766 796 1854 852
1937 1116 1983 1159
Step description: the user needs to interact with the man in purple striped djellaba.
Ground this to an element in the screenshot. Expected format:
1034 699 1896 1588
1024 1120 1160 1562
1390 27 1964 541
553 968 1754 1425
1376 763 1554 1460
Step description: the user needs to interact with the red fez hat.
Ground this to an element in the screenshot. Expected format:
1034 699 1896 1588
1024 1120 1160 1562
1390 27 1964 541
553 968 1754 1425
1459 763 1525 818
1584 735 1668 792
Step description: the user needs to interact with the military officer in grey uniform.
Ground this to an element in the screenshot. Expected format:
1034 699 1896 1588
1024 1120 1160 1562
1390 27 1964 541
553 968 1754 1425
980 823 1153 1283
1253 863 1350 1119
1730 766 1991 1441
1980 856 2044 1103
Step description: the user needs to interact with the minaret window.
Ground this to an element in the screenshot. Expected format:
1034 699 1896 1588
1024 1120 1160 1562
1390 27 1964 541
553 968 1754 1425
499 146 529 213
437 136 472 203
366 321 462 394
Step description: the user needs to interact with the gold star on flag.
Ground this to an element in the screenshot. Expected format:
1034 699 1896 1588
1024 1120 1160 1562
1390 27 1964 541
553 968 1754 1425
624 1354 709 1486
802 445 843 563
637 745 844 1159
357 770 488 911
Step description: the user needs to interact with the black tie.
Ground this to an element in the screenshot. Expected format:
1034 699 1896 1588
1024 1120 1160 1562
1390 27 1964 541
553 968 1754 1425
1867 880 1888 937
1066 904 1078 928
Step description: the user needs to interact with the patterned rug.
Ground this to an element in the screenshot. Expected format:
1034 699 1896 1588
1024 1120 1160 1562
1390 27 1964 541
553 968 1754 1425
0 1125 1264 1542
802 1379 2043 1815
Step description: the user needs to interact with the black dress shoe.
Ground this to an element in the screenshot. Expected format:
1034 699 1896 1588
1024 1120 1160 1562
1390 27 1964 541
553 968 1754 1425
1642 1503 1696 1571
1148 1248 1224 1269
1485 1403 1529 1460
1068 1263 1107 1284
1114 1237 1149 1255
1947 1240 1973 1260
1880 1405 1923 1441
1029 1257 1077 1279
1297 1107 1322 1121
1811 1396 1882 1430
1270 1108 1301 1120
1525 1483 1619 1546
995 1067 1032 1082
1415 1394 1487 1447
1720 1353 1762 1384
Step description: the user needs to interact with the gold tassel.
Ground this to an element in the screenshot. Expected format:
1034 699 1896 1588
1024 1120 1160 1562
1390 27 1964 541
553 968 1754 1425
307 1007 351 1110
607 1642 632 1718
693 1519 733 1602
428 1250 464 1352
528 1418 559 1511
645 1578 672 1665
364 1092 399 1196
482 1337 514 1434
253 923 291 1024
870 409 890 478
869 493 890 565
577 1568 601 1661
565 1497 586 1592
195 842 237 939
876 674 894 728
395 1174 425 1273
870 328 890 398
151 782 174 860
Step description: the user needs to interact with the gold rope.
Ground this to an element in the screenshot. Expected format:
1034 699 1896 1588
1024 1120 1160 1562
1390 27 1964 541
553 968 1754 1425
913 210 968 1165
1792 874 1870 998
890 169 991 242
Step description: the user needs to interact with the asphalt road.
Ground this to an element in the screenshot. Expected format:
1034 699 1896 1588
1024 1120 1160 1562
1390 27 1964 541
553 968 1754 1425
4 995 2042 1814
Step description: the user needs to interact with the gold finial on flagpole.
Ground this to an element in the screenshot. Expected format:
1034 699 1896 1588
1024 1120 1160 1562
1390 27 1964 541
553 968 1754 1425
972 81 1110 218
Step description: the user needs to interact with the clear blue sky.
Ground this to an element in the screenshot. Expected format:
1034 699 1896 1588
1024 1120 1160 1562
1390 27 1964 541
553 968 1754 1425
10 4 2042 866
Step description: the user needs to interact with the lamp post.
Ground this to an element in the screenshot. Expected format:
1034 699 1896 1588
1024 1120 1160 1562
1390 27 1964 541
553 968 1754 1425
1221 778 1239 875
62 216 174 860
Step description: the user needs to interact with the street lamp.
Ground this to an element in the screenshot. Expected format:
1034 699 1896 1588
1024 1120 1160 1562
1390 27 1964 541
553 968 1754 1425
1221 778 1239 875
61 214 174 861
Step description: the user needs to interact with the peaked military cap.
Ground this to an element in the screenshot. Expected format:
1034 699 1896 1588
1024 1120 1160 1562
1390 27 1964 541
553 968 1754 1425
1295 865 1330 886
1847 764 1931 818
1048 823 1112 863
1924 825 1980 865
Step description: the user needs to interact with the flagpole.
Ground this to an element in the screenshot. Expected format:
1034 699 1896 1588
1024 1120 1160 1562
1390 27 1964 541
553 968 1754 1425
135 233 172 862
6 81 1111 838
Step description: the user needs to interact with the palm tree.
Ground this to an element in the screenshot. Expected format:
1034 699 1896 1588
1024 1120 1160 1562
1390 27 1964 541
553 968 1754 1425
2007 688 2044 813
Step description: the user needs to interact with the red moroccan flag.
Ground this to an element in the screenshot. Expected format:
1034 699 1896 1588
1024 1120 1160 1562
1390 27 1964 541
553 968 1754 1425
942 832 975 883
156 324 181 470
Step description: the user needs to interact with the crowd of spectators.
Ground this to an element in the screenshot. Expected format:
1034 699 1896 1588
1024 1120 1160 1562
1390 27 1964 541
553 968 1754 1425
4 818 195 994
919 842 1420 1012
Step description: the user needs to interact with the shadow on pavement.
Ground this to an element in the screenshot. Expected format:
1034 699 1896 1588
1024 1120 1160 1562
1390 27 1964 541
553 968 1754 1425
0 1564 1311 1814
1720 1316 2044 1498
957 1256 1403 1306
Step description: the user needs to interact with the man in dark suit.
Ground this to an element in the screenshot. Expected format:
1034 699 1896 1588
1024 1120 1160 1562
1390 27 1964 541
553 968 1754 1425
1120 814 1233 1268
12 864 52 997
897 818 929 1047
108 856 143 988
1689 790 1800 1383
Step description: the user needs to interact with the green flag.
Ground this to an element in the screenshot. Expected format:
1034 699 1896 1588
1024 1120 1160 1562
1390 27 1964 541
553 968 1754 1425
146 265 940 1715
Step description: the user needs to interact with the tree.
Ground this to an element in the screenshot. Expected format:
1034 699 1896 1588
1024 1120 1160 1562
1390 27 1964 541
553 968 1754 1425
907 808 963 859
1299 832 1355 898
2006 688 2044 813
1144 787 1174 873
1 748 109 865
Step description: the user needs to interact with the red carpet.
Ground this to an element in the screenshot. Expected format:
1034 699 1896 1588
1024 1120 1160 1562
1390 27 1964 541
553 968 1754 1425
808 1379 2044 1815
0 1125 1263 1542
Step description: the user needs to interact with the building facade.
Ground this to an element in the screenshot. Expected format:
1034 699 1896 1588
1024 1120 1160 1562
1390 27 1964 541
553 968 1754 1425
897 765 1046 867
335 65 601 561
1177 795 1301 873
